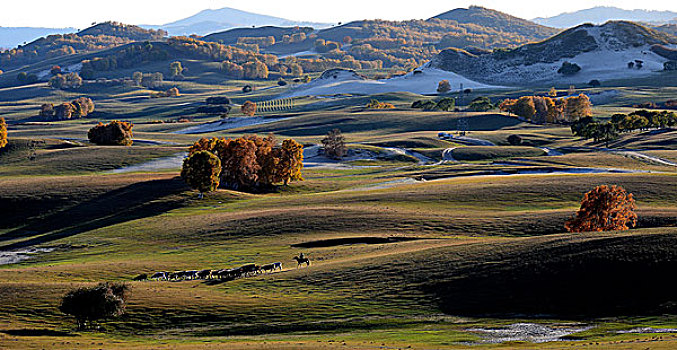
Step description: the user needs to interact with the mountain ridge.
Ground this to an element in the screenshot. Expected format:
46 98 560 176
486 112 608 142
534 6 677 28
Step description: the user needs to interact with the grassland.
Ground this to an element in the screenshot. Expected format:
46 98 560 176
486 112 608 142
0 73 676 349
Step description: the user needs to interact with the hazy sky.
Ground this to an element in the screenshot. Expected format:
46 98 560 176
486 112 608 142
1 0 676 28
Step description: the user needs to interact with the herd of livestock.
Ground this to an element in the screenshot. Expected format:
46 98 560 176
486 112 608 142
135 262 284 282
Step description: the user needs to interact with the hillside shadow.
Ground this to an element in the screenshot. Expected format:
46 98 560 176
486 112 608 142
1 329 75 337
0 177 187 250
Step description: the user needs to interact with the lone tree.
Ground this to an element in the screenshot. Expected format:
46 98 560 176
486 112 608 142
558 61 581 76
565 185 637 233
322 129 347 159
437 80 451 94
60 283 129 330
181 151 222 199
0 117 7 149
241 101 257 116
169 61 184 79
88 121 134 146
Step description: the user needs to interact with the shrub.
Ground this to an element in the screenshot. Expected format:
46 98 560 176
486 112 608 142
565 185 637 233
557 61 581 76
0 117 7 149
437 80 451 94
507 134 522 145
181 151 222 196
321 129 347 159
241 101 257 116
88 121 134 146
588 79 601 87
278 79 288 86
59 283 129 330
242 85 253 93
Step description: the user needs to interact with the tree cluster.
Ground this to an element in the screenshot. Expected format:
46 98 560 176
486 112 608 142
412 97 455 112
186 135 304 191
468 96 494 111
48 72 83 89
565 185 637 233
60 282 129 330
572 110 677 143
40 97 95 120
500 94 592 123
132 72 164 88
87 121 134 146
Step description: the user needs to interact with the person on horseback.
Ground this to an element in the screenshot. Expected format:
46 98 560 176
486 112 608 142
299 252 305 261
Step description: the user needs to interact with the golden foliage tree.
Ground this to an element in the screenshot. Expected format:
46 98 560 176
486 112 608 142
0 117 7 149
87 121 133 146
241 101 257 116
181 150 222 197
565 185 638 233
563 93 592 122
437 80 451 94
277 139 304 185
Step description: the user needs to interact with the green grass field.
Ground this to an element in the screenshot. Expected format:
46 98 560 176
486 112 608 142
1 71 676 349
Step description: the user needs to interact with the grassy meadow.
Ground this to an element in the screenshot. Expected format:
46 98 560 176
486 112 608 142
0 75 676 349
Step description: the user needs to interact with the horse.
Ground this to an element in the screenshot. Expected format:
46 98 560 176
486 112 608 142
133 273 148 281
293 256 311 268
240 264 258 277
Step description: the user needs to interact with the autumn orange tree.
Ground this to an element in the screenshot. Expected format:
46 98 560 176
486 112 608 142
437 80 451 94
188 134 303 191
565 185 638 233
241 101 257 116
181 151 221 198
0 117 7 149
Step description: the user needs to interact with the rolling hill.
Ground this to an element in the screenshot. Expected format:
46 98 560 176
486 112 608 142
534 6 677 28
429 21 677 86
432 5 558 38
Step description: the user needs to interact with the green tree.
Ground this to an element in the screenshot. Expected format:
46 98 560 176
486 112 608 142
59 283 129 330
181 151 222 198
435 97 456 112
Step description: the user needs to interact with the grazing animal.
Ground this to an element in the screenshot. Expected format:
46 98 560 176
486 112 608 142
240 264 258 277
197 269 212 280
185 270 199 280
293 256 311 268
260 264 275 273
133 273 148 281
150 272 167 280
273 262 282 271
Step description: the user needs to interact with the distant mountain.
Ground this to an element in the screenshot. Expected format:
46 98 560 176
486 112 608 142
432 6 559 38
0 27 75 50
534 7 677 28
146 7 331 36
429 21 677 86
